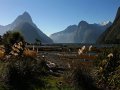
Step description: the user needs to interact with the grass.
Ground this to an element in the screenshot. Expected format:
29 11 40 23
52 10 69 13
23 48 37 58
0 50 5 59
41 75 74 90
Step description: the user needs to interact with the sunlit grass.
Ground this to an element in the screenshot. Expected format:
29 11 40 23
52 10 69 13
23 48 37 58
0 49 5 59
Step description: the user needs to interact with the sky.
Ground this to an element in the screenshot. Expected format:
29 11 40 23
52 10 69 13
0 0 120 36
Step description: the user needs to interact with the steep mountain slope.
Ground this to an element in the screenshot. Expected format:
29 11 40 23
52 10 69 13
50 25 77 43
0 12 53 43
97 7 120 44
50 21 111 43
13 22 53 43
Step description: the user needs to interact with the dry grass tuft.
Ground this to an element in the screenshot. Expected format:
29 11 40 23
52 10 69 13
23 48 37 58
0 48 5 59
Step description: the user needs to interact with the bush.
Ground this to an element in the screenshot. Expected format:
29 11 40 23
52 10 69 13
95 47 120 90
0 56 49 90
2 31 25 54
72 65 99 90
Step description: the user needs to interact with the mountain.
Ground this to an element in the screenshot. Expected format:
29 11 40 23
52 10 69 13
97 7 120 44
0 12 53 43
50 25 78 43
50 21 112 43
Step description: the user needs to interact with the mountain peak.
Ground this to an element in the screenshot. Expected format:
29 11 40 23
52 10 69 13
79 20 88 24
100 21 112 26
20 11 32 23
78 20 88 28
12 11 33 26
22 11 31 17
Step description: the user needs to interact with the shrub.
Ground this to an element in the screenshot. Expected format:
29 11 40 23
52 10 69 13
72 65 99 90
95 47 120 90
0 56 49 90
2 31 25 54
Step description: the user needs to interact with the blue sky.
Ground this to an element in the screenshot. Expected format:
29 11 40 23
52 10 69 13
0 0 120 36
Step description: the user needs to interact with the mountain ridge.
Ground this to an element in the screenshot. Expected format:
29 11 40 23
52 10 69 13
50 21 112 43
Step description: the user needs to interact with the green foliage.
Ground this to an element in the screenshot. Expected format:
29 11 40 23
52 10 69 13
35 38 41 45
2 31 25 54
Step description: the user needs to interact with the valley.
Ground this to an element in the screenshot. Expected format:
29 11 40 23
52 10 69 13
0 1 119 89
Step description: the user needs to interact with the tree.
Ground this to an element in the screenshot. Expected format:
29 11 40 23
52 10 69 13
35 38 41 45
